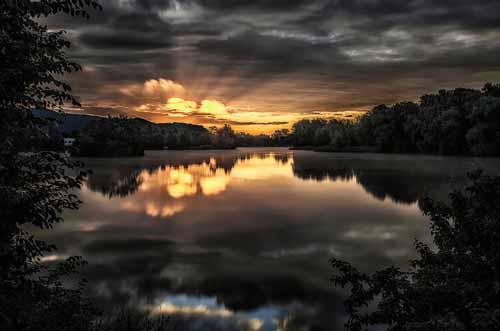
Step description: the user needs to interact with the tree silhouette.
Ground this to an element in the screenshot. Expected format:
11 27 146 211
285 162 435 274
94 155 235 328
1 1 102 330
331 171 500 331
292 85 500 156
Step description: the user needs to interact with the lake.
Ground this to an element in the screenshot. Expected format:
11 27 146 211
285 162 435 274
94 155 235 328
39 148 500 330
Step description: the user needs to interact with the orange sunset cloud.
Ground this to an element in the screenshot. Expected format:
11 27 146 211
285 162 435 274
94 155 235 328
114 78 368 134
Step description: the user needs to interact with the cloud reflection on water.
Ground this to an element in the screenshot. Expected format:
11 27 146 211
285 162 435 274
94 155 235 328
41 149 500 330
84 153 295 220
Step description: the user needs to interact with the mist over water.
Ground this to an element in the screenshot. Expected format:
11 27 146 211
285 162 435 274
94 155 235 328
38 148 500 330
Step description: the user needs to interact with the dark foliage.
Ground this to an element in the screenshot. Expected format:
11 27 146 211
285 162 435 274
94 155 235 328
0 0 101 111
209 124 237 149
293 84 500 156
33 109 295 154
0 1 102 330
76 116 146 157
58 115 293 155
331 171 500 331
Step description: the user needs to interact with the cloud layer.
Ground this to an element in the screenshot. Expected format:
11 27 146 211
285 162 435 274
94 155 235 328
51 0 500 132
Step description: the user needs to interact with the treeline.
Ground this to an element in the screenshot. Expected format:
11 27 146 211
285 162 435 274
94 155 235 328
75 116 213 157
74 118 284 157
293 83 500 156
40 83 500 157
71 117 291 156
236 129 293 147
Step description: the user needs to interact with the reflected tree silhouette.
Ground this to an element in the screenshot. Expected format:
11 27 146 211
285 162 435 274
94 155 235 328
84 151 470 209
87 171 145 198
55 150 500 330
291 154 471 205
84 152 271 198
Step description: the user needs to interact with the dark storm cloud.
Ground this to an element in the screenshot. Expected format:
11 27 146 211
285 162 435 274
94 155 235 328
133 0 311 11
196 0 311 11
111 12 171 33
79 29 173 50
194 30 347 76
45 0 500 118
299 0 500 29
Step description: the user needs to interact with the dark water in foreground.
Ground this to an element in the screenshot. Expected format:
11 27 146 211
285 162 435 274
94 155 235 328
39 148 500 330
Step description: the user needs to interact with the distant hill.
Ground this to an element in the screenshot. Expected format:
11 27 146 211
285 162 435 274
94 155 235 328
31 109 100 135
31 109 217 156
31 109 208 135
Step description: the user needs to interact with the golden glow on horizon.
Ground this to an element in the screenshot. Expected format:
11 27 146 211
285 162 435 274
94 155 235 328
112 78 370 134
138 102 368 134
165 98 198 114
80 99 368 134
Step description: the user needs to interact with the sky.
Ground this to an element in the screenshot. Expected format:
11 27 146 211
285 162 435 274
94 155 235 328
49 0 500 134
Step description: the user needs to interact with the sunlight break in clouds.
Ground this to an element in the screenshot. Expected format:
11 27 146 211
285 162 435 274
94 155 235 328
163 98 228 116
120 79 186 100
125 78 229 118
56 1 500 134
164 98 198 114
199 100 228 116
124 78 368 133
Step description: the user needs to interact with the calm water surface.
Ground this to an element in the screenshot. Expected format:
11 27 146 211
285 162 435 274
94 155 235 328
40 148 500 330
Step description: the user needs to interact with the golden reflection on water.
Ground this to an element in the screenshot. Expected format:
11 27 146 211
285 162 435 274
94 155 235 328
137 158 227 199
113 154 294 218
55 150 449 329
138 155 294 199
80 152 423 225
